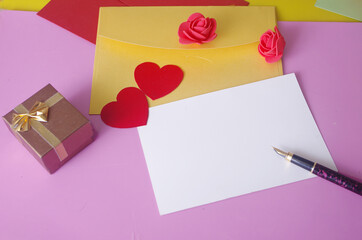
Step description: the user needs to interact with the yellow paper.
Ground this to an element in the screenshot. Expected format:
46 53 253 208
249 0 358 22
0 0 50 11
90 6 283 114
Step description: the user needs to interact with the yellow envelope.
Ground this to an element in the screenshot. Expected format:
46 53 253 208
89 6 283 114
0 0 50 11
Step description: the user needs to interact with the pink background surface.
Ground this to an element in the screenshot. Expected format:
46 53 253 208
0 11 361 240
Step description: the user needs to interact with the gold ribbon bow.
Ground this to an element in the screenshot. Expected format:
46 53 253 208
11 101 49 132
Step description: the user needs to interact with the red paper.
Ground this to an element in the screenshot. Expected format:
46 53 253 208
101 87 149 128
37 0 249 44
135 62 184 100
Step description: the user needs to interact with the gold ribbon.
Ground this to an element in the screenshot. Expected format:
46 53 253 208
12 101 49 132
10 92 68 161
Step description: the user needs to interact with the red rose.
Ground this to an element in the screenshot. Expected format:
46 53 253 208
178 13 217 45
258 26 286 63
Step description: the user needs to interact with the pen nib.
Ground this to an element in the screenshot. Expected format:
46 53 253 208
272 147 288 158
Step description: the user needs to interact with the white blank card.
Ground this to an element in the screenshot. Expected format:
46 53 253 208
138 73 337 215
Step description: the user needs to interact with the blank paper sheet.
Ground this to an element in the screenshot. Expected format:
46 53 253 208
138 73 337 215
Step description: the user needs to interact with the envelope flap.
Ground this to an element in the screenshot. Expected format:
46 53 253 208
98 6 277 49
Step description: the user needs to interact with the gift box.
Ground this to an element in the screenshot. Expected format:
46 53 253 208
2 84 94 174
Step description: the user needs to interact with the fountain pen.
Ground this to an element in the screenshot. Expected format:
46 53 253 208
273 147 361 196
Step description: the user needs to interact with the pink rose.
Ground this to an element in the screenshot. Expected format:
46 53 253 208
178 13 217 45
258 26 286 63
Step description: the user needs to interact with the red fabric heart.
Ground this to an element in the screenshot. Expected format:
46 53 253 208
134 62 184 100
101 87 149 128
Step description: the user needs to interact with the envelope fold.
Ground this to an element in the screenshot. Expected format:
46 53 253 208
98 6 277 49
90 6 283 114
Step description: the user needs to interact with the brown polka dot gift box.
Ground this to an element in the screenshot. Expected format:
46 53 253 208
2 84 94 174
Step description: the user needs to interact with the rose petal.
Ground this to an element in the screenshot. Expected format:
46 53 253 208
194 26 207 33
265 48 276 56
178 23 193 44
188 13 204 22
209 18 217 34
179 36 198 44
260 37 269 47
190 20 196 29
260 32 272 47
260 30 272 41
265 35 272 48
258 44 269 56
178 22 190 35
265 54 282 63
265 44 277 54
199 19 217 40
258 44 268 52
183 30 201 43
191 18 202 29
272 35 278 49
190 28 207 40
268 32 277 48
258 45 267 57
196 19 206 27
200 26 211 36
204 18 211 27
275 36 286 55
201 33 217 43
274 26 281 38
183 30 198 41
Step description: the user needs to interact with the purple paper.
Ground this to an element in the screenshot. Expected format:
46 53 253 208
0 11 361 240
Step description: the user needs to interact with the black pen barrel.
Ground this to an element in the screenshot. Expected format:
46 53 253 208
291 154 315 171
312 163 362 196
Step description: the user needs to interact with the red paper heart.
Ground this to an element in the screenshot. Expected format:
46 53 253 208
101 87 149 128
134 62 184 100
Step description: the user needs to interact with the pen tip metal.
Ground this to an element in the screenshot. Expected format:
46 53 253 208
272 146 288 158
